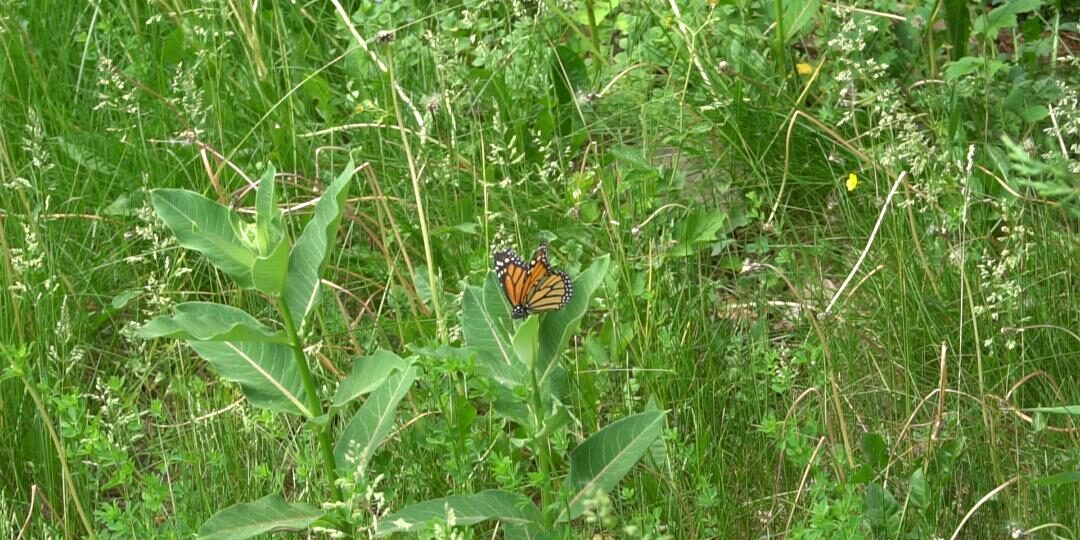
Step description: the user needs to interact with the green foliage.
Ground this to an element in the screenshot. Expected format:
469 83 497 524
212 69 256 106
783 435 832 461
3 0 1080 537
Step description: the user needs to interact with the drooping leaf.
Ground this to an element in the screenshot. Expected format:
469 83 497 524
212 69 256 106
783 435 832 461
667 209 727 257
197 494 324 540
512 317 539 371
908 468 928 510
558 410 665 522
250 235 290 296
188 341 310 416
375 490 543 537
1032 470 1080 486
860 432 888 469
137 302 288 344
283 161 355 329
334 366 416 474
151 189 256 288
332 349 413 409
1024 405 1080 415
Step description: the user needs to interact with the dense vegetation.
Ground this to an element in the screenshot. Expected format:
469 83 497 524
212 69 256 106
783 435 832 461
2 0 1079 538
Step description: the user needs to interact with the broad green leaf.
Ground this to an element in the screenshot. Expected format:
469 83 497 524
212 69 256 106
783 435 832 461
782 0 819 43
332 349 412 409
334 366 416 474
558 410 665 522
512 317 539 371
504 523 554 540
973 0 1040 37
250 234 290 296
151 189 256 288
1032 470 1080 486
942 56 981 81
283 161 355 329
860 432 888 469
644 397 670 474
668 209 727 257
462 280 524 389
198 494 324 540
536 255 610 399
137 302 288 344
375 490 543 537
908 468 928 510
572 0 617 25
864 483 900 528
943 56 1007 81
189 341 310 416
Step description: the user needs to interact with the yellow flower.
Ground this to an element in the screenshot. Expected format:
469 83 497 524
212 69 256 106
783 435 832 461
796 63 814 75
846 173 858 191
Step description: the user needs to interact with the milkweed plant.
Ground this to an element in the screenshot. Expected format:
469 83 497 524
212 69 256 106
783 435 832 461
138 162 665 538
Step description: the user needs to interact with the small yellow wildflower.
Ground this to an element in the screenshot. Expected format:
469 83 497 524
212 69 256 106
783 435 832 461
796 63 814 75
846 173 858 191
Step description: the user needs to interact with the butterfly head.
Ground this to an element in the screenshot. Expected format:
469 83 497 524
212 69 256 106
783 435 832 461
510 304 530 319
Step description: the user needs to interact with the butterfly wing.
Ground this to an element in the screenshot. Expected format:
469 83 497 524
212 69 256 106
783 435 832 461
493 246 531 317
520 242 553 298
524 269 573 314
494 242 573 319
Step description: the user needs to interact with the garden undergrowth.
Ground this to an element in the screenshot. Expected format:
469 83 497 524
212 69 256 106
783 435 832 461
2 0 1079 538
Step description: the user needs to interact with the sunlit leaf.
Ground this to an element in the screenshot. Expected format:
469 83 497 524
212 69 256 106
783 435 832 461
189 341 310 416
283 161 354 329
558 410 665 521
151 189 256 288
334 366 416 474
198 494 324 540
332 350 413 409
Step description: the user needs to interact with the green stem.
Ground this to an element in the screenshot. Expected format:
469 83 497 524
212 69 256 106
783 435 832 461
278 300 344 503
772 0 786 76
527 335 554 524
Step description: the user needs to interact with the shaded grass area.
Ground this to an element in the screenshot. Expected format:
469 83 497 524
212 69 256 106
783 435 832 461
3 0 1079 538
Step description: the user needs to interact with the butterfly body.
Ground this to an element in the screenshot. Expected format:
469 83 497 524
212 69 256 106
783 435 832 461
493 242 573 319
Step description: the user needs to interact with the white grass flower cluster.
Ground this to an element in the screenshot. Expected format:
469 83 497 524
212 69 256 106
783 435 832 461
972 199 1032 351
826 7 936 192
8 222 58 301
169 62 208 137
186 0 236 56
120 193 188 355
530 127 571 184
431 507 465 540
22 108 54 172
1041 78 1080 173
93 57 139 117
487 111 525 185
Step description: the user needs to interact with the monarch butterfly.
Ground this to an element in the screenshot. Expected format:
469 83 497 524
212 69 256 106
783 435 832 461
493 242 573 319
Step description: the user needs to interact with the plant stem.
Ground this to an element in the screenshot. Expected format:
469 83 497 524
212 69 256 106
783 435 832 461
527 335 554 524
278 300 344 503
772 0 786 75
